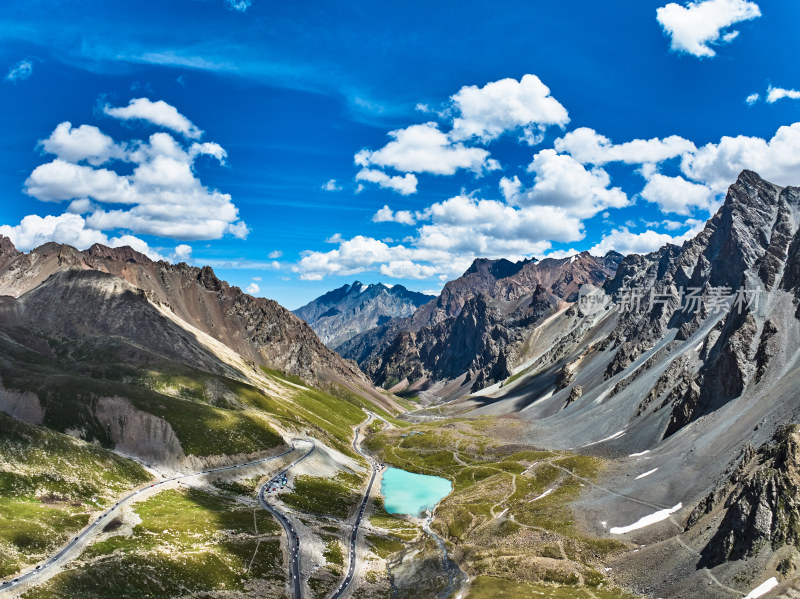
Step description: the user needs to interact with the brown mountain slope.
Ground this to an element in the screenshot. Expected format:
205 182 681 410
0 240 400 414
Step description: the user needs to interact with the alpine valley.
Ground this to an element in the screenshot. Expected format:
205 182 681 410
2 171 800 599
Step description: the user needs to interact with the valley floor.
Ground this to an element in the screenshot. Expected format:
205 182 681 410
4 401 794 599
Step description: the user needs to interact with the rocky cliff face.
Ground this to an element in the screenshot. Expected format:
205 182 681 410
688 425 800 569
340 251 620 396
293 281 434 350
595 171 800 439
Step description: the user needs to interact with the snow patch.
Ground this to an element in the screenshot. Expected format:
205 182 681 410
635 468 658 480
743 577 778 599
609 503 682 534
530 488 554 502
583 430 625 447
592 387 612 405
629 450 650 457
694 341 703 351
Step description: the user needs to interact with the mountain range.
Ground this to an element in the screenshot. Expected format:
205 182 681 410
0 239 400 464
322 169 800 596
337 250 623 401
2 170 800 597
293 281 434 350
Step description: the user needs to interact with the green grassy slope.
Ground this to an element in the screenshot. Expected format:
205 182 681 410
21 488 285 598
0 331 380 460
0 413 152 577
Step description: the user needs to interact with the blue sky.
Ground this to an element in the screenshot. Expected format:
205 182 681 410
1 0 799 308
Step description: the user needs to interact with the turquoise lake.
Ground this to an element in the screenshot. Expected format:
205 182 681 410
380 468 452 516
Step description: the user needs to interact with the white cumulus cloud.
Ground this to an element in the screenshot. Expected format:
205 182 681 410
245 282 261 294
554 127 696 165
355 122 494 177
680 122 800 191
295 236 395 280
24 119 246 241
301 147 637 281
745 92 760 105
640 172 717 215
766 86 800 104
380 261 438 280
294 186 598 282
321 179 342 191
449 74 569 144
372 205 416 225
39 122 127 166
589 225 701 256
507 150 629 219
104 98 202 139
355 168 418 195
172 244 193 262
656 0 761 58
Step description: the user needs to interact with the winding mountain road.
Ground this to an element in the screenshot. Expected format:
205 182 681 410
0 443 300 595
258 440 316 599
2 416 378 599
330 413 379 599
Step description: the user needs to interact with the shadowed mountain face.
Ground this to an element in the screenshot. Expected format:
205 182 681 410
293 281 434 350
337 251 622 398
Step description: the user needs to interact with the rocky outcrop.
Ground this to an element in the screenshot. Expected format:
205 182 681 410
0 380 44 425
95 396 186 466
0 236 21 270
689 426 800 568
293 281 434 349
563 385 582 409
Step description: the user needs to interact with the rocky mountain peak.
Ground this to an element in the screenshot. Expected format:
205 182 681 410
463 257 536 279
340 250 618 396
0 235 21 269
85 243 154 265
0 241 398 411
293 280 435 350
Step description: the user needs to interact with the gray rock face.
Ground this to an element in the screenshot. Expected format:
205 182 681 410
340 252 621 396
597 171 800 439
293 281 434 350
690 425 800 568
